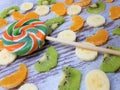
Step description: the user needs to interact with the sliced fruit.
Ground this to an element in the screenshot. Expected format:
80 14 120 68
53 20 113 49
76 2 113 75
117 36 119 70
34 46 58 72
0 64 28 89
50 0 56 4
67 5 82 16
73 0 91 7
51 2 67 16
112 26 120 36
57 30 76 42
109 6 120 20
87 1 106 14
35 5 50 16
0 49 17 65
18 83 38 90
100 46 120 73
0 40 4 50
106 0 114 3
86 30 108 46
37 0 56 5
0 6 19 19
20 2 34 12
75 42 98 61
25 12 39 19
70 15 84 32
85 69 110 90
12 11 25 20
45 17 65 35
64 0 74 5
58 66 82 90
86 15 105 27
0 18 8 28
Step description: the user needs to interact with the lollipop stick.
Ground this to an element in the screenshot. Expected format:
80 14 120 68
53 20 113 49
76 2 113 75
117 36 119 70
46 36 120 56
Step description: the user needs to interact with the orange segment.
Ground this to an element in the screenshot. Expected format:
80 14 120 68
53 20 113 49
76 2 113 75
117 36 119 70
0 19 8 29
86 30 109 46
0 64 28 89
70 15 84 32
24 12 39 19
51 2 67 16
0 40 4 50
64 0 74 5
74 0 91 7
12 12 25 21
106 0 114 3
109 6 120 20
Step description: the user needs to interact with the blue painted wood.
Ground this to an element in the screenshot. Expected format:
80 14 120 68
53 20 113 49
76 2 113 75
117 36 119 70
0 0 120 90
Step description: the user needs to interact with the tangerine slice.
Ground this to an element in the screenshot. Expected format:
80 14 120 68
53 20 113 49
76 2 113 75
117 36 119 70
86 30 109 46
0 64 28 89
70 15 84 32
0 19 8 29
12 11 25 20
0 40 4 50
64 0 74 5
74 0 91 7
51 2 67 16
25 12 39 19
109 6 120 20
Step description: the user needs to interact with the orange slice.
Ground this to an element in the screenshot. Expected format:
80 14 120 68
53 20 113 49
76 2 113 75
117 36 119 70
106 0 114 3
24 12 39 19
109 6 120 20
74 0 91 7
64 0 74 5
0 64 28 89
51 2 67 16
0 19 8 29
0 40 4 50
70 15 84 32
86 30 109 46
12 11 25 21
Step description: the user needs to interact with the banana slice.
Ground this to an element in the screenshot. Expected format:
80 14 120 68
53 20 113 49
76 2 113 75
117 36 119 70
86 15 105 27
67 5 82 16
75 42 98 61
18 83 38 90
85 70 110 90
0 49 17 65
35 5 49 16
57 30 76 42
20 2 34 11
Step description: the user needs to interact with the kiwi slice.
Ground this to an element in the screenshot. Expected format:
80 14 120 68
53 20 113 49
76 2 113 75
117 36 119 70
112 26 120 36
58 66 82 90
45 17 65 35
37 0 56 5
0 6 19 19
34 46 58 72
100 46 120 73
87 1 106 14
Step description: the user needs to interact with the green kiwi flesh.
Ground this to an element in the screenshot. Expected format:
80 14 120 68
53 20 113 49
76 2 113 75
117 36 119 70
58 67 82 90
100 46 120 73
37 0 56 5
87 1 106 14
34 46 58 72
112 26 120 36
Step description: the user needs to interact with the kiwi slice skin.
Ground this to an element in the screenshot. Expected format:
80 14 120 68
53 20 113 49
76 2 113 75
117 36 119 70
58 67 82 90
100 46 120 73
45 17 65 35
0 6 19 19
34 46 58 72
87 1 106 14
112 26 120 36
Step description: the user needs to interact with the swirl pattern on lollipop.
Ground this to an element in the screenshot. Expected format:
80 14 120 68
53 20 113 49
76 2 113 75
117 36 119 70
2 18 48 56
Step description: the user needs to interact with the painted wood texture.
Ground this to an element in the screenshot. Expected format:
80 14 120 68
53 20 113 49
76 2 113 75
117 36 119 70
0 0 120 90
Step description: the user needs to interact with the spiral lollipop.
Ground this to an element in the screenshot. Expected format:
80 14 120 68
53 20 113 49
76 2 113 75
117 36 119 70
2 18 48 56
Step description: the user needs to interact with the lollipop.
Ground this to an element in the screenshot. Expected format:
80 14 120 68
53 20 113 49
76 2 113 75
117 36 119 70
2 18 48 56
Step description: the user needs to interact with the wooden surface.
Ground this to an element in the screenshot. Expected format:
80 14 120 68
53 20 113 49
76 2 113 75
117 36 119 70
0 0 120 90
